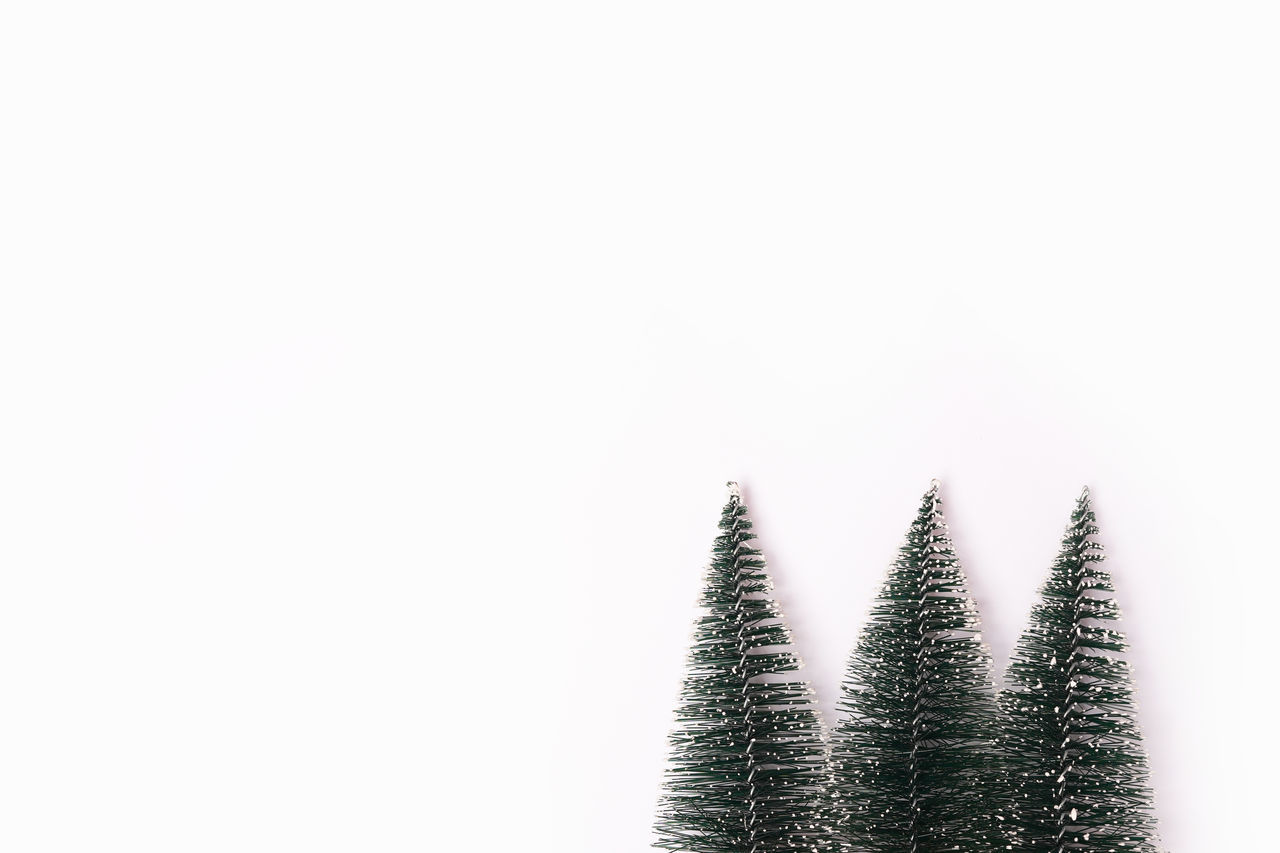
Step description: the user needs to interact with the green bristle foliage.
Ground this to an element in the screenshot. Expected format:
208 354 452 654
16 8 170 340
654 484 840 853
828 482 1005 853
998 489 1160 852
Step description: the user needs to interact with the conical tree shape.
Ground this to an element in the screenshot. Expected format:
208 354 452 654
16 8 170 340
654 483 838 853
828 481 1004 853
998 489 1159 852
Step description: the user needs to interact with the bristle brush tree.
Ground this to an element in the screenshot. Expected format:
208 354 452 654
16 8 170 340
653 483 839 853
998 488 1160 852
827 480 1005 853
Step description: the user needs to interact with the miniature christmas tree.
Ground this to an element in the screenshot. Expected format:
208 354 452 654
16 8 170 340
998 488 1160 852
828 480 1005 853
654 483 838 853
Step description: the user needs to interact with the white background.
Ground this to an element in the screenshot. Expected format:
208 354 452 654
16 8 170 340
2 3 1275 851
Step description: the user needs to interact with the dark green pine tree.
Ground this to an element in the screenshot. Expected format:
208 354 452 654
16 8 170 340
998 489 1160 852
828 481 1005 853
654 483 839 853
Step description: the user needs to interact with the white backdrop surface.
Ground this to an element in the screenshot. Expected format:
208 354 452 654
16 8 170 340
3 3 1276 852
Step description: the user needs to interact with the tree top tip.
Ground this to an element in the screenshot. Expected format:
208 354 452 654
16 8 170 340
726 481 741 500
